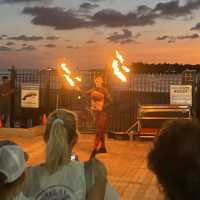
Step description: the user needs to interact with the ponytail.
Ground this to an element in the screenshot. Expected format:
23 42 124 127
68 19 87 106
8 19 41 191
46 119 70 174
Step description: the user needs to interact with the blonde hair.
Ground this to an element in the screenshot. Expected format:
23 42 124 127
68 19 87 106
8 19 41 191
44 109 78 174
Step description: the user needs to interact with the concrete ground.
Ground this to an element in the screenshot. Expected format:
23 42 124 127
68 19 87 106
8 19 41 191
0 126 164 200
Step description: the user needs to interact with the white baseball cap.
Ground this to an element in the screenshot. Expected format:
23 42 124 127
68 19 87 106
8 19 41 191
0 140 28 184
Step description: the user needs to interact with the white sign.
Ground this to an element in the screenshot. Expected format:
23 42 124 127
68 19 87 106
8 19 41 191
170 85 192 105
21 84 40 108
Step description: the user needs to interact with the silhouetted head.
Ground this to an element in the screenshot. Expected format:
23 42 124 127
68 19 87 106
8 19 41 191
148 119 200 200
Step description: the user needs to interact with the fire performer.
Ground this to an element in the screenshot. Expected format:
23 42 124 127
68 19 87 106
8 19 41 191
0 76 14 126
77 76 112 157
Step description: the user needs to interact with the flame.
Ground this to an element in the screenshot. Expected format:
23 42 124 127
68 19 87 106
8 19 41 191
60 63 81 87
116 50 124 64
61 63 71 74
64 74 75 87
74 77 82 82
122 65 130 73
115 71 127 82
112 51 129 82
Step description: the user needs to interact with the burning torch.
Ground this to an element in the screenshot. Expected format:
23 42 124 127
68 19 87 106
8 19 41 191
57 63 82 108
60 63 82 87
112 50 130 82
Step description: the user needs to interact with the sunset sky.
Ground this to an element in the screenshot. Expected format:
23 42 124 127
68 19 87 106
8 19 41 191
0 0 200 69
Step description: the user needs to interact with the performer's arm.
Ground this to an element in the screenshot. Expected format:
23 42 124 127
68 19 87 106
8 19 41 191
75 86 93 95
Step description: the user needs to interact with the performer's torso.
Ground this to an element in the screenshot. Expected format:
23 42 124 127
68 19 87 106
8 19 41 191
90 87 106 112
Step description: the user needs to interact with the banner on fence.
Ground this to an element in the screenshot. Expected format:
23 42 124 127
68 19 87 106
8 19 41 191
170 85 192 105
21 84 40 108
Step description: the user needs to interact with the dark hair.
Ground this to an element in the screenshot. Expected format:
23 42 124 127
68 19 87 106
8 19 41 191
148 119 200 200
0 172 26 200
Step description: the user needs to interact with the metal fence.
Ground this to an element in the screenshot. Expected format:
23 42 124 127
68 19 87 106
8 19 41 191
0 67 197 131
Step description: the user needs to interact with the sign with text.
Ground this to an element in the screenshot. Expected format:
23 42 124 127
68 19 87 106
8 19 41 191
21 84 40 108
170 85 192 105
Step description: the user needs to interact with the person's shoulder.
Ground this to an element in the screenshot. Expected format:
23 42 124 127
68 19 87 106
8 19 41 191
64 161 84 171
26 163 44 175
25 164 45 187
22 164 45 199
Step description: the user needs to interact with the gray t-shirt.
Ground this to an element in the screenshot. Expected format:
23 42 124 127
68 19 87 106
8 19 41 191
18 161 86 200
16 160 120 200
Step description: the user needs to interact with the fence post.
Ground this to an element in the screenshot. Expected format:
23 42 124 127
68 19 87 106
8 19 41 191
46 69 51 115
10 66 16 128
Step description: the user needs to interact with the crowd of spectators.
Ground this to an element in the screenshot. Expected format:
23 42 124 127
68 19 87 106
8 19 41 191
1 107 200 200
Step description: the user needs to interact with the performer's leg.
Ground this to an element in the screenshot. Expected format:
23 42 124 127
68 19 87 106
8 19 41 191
90 130 101 159
97 131 107 153
96 111 108 153
90 111 108 158
93 131 101 150
90 111 101 159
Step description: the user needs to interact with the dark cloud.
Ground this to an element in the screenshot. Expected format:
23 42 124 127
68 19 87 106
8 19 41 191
92 1 200 27
191 22 200 30
1 35 7 37
0 0 51 4
45 44 56 48
46 36 59 40
153 0 200 18
156 33 199 43
106 29 134 44
66 45 79 49
177 33 199 39
0 46 11 51
168 38 176 43
156 35 171 40
135 33 142 38
22 1 200 30
0 37 2 40
9 35 43 41
80 2 99 10
81 0 104 2
86 40 96 44
23 7 90 30
18 45 36 51
91 9 157 27
6 42 15 46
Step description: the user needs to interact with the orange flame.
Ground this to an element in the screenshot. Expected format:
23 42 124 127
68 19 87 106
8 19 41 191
64 74 75 87
74 77 82 82
61 63 71 75
60 63 81 87
122 65 130 73
116 50 124 64
112 51 130 82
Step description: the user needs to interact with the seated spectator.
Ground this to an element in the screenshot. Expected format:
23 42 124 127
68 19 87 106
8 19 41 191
21 109 119 200
148 119 200 200
0 140 28 200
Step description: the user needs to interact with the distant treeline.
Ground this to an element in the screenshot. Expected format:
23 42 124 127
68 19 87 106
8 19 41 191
130 63 200 74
